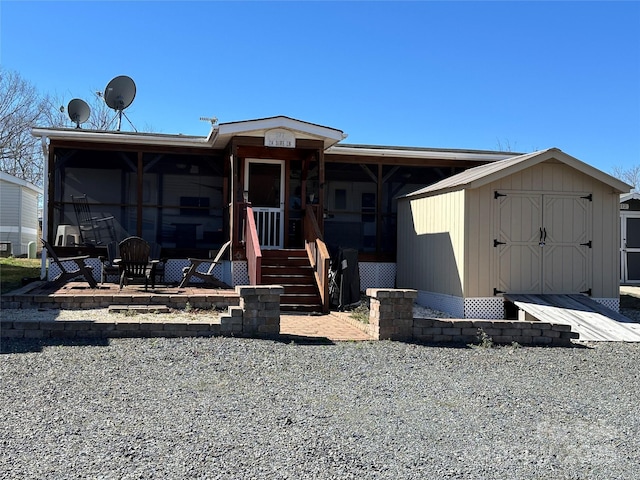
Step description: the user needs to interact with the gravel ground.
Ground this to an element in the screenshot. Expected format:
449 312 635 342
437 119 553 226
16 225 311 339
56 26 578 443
2 336 640 479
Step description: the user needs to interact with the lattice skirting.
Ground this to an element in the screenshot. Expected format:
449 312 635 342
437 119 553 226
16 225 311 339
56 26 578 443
231 261 250 286
593 298 620 312
359 262 396 290
416 292 507 319
464 297 505 319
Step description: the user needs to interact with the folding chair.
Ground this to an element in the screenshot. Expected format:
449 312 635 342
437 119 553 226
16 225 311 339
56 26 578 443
71 194 116 246
179 240 231 288
41 239 97 288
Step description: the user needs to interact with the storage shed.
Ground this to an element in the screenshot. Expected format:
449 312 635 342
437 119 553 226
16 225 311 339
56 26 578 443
0 172 42 257
396 148 631 319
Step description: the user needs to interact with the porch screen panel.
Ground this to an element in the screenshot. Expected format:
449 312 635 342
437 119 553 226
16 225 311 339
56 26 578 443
143 154 225 251
324 163 377 253
51 148 136 244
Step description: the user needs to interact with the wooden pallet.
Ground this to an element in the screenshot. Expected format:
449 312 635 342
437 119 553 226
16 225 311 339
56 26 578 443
504 294 640 342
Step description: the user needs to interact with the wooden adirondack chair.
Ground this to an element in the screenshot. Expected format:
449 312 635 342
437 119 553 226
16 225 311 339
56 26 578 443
179 240 231 288
41 239 97 288
116 236 157 291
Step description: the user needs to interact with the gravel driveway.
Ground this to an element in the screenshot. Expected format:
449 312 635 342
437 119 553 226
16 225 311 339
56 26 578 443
1 336 639 479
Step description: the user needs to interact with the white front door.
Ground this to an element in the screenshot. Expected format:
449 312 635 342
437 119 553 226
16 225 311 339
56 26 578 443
244 159 285 249
621 213 640 283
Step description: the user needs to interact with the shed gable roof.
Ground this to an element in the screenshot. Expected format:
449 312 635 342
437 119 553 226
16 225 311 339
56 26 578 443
401 148 631 199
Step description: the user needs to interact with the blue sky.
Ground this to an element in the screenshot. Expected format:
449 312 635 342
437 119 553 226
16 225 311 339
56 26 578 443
1 1 638 173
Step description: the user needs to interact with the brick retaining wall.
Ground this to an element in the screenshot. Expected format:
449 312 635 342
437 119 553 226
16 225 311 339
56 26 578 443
367 288 578 346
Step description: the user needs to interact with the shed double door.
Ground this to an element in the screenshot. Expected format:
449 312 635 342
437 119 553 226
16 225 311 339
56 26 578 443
494 192 592 294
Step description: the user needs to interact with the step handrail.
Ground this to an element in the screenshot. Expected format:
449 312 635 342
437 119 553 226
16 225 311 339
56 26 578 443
245 204 262 285
304 205 330 313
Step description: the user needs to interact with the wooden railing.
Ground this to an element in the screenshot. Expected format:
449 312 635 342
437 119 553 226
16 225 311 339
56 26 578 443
245 205 262 285
304 205 331 313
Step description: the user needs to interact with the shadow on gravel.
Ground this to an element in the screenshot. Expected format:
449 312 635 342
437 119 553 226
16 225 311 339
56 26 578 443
273 334 336 345
1 337 110 354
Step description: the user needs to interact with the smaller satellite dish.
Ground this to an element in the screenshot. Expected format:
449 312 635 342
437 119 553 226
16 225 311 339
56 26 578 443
104 75 136 111
67 98 91 128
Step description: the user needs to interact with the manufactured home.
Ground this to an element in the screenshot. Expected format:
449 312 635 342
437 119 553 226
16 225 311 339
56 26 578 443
0 171 42 257
397 148 631 318
33 117 628 314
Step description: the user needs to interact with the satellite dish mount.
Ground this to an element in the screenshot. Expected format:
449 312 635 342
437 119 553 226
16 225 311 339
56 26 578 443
103 75 137 131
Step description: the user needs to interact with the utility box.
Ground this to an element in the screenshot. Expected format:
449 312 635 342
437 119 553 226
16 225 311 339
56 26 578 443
0 242 12 258
28 241 37 259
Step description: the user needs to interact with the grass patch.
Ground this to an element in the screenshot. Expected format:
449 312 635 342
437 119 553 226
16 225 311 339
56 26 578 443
349 297 370 324
0 257 41 295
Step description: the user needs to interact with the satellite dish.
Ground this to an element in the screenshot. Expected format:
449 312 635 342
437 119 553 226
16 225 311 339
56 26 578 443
67 98 90 128
103 75 137 131
104 75 136 110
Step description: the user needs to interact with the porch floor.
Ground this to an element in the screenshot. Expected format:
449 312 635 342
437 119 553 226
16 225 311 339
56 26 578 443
1 281 372 342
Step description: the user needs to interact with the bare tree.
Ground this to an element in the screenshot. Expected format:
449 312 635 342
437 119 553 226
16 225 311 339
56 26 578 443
611 165 640 192
0 68 54 187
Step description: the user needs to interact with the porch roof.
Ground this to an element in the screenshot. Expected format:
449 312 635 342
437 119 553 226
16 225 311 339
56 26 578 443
399 148 632 199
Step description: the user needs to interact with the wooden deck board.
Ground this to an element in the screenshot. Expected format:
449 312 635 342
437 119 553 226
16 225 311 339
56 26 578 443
505 294 640 342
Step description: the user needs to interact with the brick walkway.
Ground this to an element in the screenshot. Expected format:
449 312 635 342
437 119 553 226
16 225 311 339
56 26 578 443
280 312 373 341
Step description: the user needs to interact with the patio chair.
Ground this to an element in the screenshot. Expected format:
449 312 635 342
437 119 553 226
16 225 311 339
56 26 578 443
179 240 231 288
71 194 116 246
116 236 157 291
98 241 119 284
41 239 97 288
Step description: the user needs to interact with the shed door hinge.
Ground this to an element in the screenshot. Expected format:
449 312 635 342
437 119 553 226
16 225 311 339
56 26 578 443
581 194 593 201
493 288 505 296
494 239 506 247
494 191 506 199
580 288 592 296
580 241 592 248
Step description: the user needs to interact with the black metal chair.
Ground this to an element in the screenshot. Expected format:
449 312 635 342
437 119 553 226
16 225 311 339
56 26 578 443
116 236 157 291
71 194 116 246
41 239 97 288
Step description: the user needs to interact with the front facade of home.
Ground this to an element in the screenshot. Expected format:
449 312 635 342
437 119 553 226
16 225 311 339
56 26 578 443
0 172 42 257
33 116 519 295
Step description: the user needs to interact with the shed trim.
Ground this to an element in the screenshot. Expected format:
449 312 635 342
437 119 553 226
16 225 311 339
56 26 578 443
400 148 632 200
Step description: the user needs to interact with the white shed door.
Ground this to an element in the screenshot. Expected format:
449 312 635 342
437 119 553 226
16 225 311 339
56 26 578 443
495 192 592 295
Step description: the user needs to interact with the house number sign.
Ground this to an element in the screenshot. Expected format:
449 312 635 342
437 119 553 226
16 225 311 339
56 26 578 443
265 129 296 148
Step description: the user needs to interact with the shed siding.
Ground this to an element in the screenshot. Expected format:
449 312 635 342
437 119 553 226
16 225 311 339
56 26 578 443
464 187 494 297
474 161 619 298
1 181 20 226
397 190 465 296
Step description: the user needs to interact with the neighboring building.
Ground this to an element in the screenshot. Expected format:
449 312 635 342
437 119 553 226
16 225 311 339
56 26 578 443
0 172 42 257
396 148 631 318
620 192 640 284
